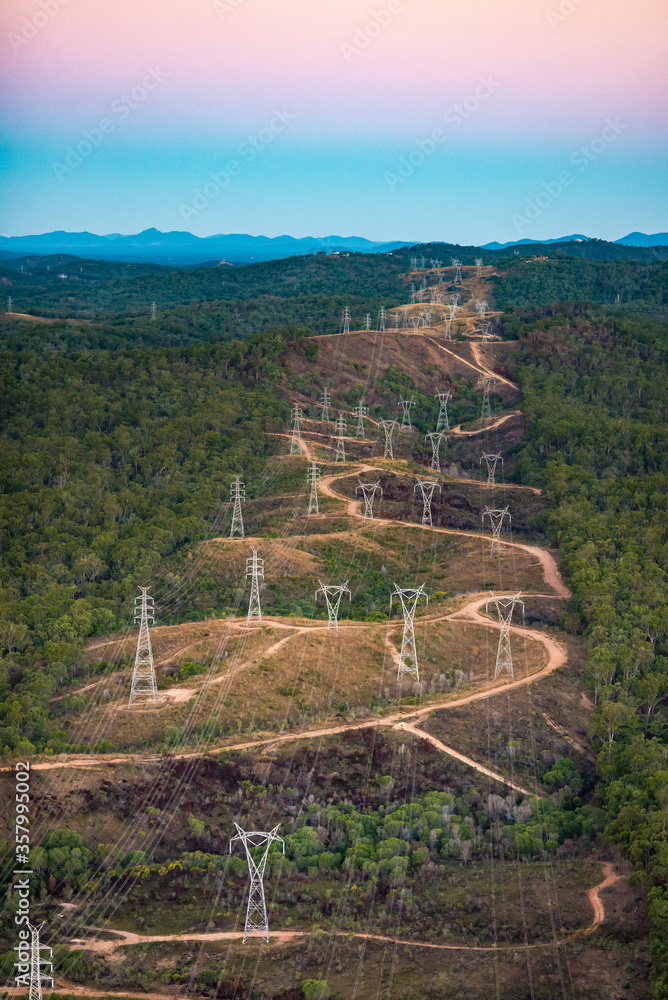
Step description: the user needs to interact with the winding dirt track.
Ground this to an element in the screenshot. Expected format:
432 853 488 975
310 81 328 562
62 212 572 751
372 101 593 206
16 462 570 787
54 860 617 967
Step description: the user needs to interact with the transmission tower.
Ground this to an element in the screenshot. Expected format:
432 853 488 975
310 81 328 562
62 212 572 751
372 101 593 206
479 376 495 420
414 478 441 526
150 301 156 321
364 313 371 331
306 461 320 515
410 256 418 269
230 475 246 537
482 505 511 554
230 824 284 942
341 306 351 334
390 584 428 681
425 430 447 472
394 311 400 330
290 402 304 455
476 321 493 343
356 479 383 519
451 258 462 284
129 588 157 706
409 284 417 304
334 412 347 462
379 419 399 459
320 388 331 422
475 299 489 319
354 401 368 438
378 306 386 332
419 255 427 269
411 317 421 333
398 396 415 430
435 390 452 431
315 580 351 629
246 549 264 624
27 923 53 1000
7 296 13 313
486 592 524 679
444 296 458 340
475 257 483 277
480 452 503 484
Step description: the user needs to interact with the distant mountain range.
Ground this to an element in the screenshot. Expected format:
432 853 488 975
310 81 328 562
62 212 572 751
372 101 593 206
0 229 666 265
0 229 408 265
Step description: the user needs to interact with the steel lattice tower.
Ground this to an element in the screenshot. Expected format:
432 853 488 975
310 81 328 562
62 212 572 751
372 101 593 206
129 588 157 706
480 452 503 484
354 401 368 438
379 419 399 459
476 320 493 343
403 305 409 327
246 549 264 624
356 479 383 519
482 506 511 554
436 391 452 431
334 412 347 462
394 311 400 330
475 299 489 318
398 396 415 430
320 389 331 422
364 313 371 331
150 301 156 321
290 403 304 455
7 296 13 313
341 307 351 334
378 306 386 332
486 592 524 679
475 257 483 277
306 461 320 515
425 430 447 472
315 580 351 629
479 376 495 420
451 258 462 284
414 478 441 526
230 475 246 537
230 824 284 941
27 923 53 1000
390 584 428 681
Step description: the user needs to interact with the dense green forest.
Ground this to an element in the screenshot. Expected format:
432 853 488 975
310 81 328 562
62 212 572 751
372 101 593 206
510 308 668 997
0 331 299 754
495 259 668 313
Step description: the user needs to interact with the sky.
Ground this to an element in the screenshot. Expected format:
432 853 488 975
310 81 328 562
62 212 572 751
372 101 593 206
1 0 667 244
